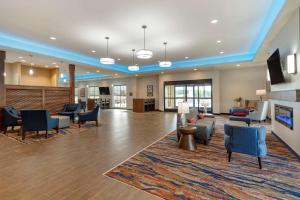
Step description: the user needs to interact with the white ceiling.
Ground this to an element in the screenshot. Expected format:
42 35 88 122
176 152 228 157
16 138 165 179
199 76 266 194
0 0 299 76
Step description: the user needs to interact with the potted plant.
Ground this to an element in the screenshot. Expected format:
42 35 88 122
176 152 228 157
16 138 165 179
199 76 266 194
234 97 242 107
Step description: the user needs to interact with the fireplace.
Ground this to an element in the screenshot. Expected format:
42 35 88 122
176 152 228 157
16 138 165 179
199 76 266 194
275 104 293 130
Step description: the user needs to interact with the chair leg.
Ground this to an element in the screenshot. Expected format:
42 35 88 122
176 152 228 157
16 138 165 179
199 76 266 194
22 130 26 140
258 157 262 169
56 127 59 134
78 121 81 128
4 127 7 135
96 120 98 127
45 130 48 139
12 126 14 131
228 151 232 162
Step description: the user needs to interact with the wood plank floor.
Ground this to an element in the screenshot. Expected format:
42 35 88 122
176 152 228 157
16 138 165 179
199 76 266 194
0 109 177 200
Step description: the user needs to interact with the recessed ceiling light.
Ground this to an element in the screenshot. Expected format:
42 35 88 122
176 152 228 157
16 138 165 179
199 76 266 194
217 40 222 44
117 58 121 61
49 36 56 40
96 70 100 73
236 64 241 67
86 72 90 74
30 63 34 66
56 65 59 68
45 65 48 68
114 74 118 76
220 51 224 54
161 72 164 74
135 74 138 76
91 50 96 53
18 56 23 59
185 57 189 59
211 19 219 24
193 68 198 71
21 59 26 62
52 62 56 65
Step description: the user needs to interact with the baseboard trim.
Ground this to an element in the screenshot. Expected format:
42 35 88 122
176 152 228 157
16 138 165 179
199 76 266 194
272 131 300 161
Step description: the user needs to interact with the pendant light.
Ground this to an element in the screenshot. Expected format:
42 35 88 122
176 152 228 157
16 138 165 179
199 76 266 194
100 36 115 65
128 49 139 71
159 42 172 67
136 25 153 59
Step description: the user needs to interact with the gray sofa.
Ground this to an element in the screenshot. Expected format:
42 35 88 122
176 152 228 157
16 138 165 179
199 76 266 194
177 108 215 145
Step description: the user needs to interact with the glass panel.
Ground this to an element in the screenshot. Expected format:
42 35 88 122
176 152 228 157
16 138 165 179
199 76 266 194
165 99 175 109
194 86 199 98
199 86 205 98
175 99 185 107
165 85 174 98
187 86 194 98
187 99 194 107
205 85 212 98
194 99 199 108
199 99 212 109
175 86 185 98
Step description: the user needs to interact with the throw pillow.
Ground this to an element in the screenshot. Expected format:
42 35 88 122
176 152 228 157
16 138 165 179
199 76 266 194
233 112 247 117
187 118 197 123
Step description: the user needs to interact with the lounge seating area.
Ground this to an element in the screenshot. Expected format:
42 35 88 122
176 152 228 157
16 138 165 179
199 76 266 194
0 1 300 200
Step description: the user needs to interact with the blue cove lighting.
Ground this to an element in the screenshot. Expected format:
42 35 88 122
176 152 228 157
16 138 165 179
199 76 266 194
0 0 286 77
61 73 109 81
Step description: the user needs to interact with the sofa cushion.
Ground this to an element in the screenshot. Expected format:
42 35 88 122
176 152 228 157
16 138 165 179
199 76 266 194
187 118 197 123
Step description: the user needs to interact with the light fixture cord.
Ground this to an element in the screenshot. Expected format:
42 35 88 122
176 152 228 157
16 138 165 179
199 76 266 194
132 50 135 65
143 27 146 49
106 38 109 57
165 43 167 60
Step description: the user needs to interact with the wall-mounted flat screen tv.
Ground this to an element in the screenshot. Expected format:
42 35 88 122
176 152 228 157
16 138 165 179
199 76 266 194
267 49 285 85
99 87 110 95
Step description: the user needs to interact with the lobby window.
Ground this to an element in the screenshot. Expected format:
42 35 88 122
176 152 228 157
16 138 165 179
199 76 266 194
164 79 212 112
88 86 99 99
113 85 127 108
75 87 79 103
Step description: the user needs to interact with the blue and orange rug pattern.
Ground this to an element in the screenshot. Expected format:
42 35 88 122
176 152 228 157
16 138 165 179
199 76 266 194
105 122 300 200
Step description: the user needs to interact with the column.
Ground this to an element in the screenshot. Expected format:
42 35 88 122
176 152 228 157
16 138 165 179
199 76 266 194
69 64 75 103
0 50 6 106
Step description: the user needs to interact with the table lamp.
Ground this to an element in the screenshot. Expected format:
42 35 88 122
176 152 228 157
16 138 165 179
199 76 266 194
256 89 266 101
178 101 189 127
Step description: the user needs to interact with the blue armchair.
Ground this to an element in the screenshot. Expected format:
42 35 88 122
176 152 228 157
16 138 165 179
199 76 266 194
58 104 81 123
224 124 267 169
78 106 100 128
3 106 21 134
20 110 59 140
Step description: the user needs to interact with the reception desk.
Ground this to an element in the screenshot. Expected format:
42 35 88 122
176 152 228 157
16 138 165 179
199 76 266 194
133 98 155 113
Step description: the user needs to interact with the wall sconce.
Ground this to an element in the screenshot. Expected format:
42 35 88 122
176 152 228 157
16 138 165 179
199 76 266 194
287 54 297 74
29 68 34 75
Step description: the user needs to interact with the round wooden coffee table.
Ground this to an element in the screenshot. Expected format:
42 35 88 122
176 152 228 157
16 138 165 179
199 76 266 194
178 126 197 151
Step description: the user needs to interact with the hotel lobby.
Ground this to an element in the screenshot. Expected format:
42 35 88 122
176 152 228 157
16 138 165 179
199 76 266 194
0 0 300 199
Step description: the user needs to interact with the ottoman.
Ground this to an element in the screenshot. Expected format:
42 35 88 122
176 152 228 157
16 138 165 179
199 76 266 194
229 116 251 126
52 115 70 128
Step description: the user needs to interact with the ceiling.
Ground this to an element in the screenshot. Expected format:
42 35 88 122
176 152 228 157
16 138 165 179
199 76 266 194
0 0 297 77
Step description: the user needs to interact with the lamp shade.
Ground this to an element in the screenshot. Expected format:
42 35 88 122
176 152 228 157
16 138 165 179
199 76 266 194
178 102 189 114
287 54 297 74
256 89 266 96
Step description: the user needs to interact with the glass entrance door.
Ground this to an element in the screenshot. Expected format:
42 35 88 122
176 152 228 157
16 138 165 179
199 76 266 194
113 85 127 108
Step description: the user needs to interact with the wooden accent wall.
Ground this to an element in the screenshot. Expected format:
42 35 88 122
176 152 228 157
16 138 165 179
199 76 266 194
4 85 71 114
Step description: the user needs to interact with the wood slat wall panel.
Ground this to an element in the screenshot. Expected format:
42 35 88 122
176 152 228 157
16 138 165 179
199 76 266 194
45 89 70 114
4 85 71 114
6 88 43 110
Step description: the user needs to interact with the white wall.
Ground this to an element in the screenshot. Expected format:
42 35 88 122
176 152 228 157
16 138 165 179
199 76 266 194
158 70 220 113
269 8 300 155
219 66 267 113
136 76 159 109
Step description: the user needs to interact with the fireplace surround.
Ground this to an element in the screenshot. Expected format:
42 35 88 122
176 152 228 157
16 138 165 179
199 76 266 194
275 104 293 130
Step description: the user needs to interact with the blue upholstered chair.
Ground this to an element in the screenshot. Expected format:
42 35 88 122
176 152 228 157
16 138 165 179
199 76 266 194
224 123 267 169
3 106 21 134
58 104 81 123
78 106 100 128
20 110 59 140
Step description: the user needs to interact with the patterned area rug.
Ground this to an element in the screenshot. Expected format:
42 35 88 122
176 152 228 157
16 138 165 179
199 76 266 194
105 118 300 200
3 123 94 144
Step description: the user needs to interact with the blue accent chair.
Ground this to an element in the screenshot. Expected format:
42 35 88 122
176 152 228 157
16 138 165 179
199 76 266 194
3 106 21 134
58 104 81 123
224 123 267 169
20 110 59 140
78 106 100 128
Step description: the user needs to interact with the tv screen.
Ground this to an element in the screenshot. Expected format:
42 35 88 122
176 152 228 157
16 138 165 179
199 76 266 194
99 87 110 95
267 49 285 85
